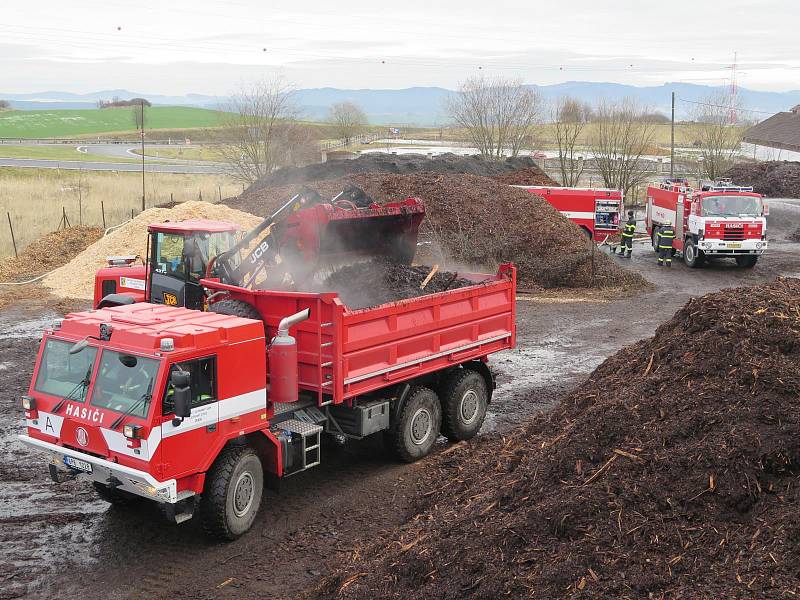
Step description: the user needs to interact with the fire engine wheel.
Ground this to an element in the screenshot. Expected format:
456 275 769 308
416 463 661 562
683 240 705 268
200 446 264 541
92 481 141 506
209 298 262 321
736 255 759 268
387 386 441 463
439 369 488 442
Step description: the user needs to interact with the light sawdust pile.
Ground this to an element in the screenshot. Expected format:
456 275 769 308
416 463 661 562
43 201 261 300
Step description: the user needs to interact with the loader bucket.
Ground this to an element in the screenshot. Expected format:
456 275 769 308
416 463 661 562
274 196 426 282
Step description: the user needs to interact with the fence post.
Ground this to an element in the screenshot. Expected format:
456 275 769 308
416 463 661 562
6 212 17 258
131 208 135 220
170 192 174 204
218 185 222 201
199 190 203 201
101 201 106 229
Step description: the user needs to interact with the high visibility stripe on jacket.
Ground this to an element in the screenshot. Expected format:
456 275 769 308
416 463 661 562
621 222 636 238
658 227 675 249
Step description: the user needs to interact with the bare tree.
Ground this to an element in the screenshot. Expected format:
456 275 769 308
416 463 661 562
689 94 744 180
590 99 656 195
447 76 541 159
217 79 317 183
553 97 590 186
328 101 368 145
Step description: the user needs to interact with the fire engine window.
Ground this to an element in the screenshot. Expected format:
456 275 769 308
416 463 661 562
163 356 217 414
34 339 98 402
89 351 161 418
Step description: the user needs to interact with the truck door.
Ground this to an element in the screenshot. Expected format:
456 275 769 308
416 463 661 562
159 356 220 478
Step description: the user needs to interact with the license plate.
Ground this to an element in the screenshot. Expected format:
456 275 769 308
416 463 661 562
727 242 742 249
64 455 93 473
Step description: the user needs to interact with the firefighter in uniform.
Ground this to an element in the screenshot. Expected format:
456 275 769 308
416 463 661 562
613 210 636 258
656 220 676 267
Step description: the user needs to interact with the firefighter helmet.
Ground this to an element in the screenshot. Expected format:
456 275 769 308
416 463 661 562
664 219 672 226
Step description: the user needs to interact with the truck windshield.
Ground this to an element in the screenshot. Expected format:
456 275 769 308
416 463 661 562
152 231 237 280
89 350 161 418
34 339 98 401
701 195 762 217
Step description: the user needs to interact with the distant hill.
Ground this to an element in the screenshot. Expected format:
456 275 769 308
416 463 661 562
3 83 800 126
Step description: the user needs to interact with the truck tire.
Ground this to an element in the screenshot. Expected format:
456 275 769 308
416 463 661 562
93 481 140 506
683 239 705 268
387 386 441 463
439 369 488 442
209 298 262 321
200 446 264 541
736 255 758 268
651 231 658 253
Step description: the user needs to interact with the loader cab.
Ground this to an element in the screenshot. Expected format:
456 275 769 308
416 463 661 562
147 220 240 311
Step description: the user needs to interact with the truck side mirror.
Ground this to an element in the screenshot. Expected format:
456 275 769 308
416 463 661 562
170 370 192 425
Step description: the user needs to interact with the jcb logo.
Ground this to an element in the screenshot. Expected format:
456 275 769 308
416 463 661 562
249 241 270 265
163 292 179 306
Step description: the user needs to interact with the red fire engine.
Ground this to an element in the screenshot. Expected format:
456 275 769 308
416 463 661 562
512 185 624 239
646 178 767 268
19 191 517 540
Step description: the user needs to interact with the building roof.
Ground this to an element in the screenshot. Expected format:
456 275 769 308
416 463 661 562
743 108 800 153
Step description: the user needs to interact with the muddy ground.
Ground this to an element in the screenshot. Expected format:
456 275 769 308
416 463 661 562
2 200 799 599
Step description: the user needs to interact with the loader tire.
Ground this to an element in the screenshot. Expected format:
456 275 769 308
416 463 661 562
92 481 141 506
200 446 263 541
386 386 441 463
439 369 488 442
209 299 262 321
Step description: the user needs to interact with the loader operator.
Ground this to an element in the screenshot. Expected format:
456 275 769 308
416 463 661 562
656 220 676 267
612 211 636 258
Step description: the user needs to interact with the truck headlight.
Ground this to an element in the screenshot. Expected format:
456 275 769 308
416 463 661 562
123 424 142 439
22 396 36 410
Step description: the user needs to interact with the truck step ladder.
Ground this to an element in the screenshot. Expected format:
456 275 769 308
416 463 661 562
280 419 322 470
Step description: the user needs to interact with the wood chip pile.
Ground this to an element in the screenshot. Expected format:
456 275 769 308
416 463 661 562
42 201 261 300
228 173 648 290
0 226 103 283
317 277 800 599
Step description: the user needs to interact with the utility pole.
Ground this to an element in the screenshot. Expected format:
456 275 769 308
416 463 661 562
670 91 675 179
140 100 146 212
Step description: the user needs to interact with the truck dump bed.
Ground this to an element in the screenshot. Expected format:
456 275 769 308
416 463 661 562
203 264 516 405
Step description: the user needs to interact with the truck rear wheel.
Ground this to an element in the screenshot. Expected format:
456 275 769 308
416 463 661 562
387 386 441 463
683 239 705 268
736 255 758 268
439 369 488 441
200 446 263 541
209 298 262 320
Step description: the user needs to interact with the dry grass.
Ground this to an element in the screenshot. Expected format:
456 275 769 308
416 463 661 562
0 168 243 257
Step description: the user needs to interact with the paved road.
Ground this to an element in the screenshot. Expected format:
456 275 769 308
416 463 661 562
0 156 225 174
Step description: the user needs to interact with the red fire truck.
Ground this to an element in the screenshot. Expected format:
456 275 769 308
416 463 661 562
645 178 767 268
18 193 517 540
513 185 624 239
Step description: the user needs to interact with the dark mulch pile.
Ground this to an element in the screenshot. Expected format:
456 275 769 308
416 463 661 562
491 165 559 186
316 277 800 599
726 161 800 198
0 226 103 282
228 173 647 291
245 153 556 192
315 260 474 309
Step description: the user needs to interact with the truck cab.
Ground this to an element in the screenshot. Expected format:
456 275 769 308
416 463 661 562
93 220 241 311
20 304 268 533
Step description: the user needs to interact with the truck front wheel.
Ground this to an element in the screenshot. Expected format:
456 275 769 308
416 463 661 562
200 446 263 541
736 255 758 268
439 369 488 441
387 387 441 463
683 239 705 268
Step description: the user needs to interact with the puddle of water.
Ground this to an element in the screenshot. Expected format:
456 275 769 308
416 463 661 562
0 313 59 340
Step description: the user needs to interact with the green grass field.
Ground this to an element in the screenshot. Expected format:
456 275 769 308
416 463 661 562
0 106 226 138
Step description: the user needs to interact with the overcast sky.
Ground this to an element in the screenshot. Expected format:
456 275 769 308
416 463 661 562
2 0 796 95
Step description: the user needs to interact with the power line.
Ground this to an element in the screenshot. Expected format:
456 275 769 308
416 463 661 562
677 97 776 115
